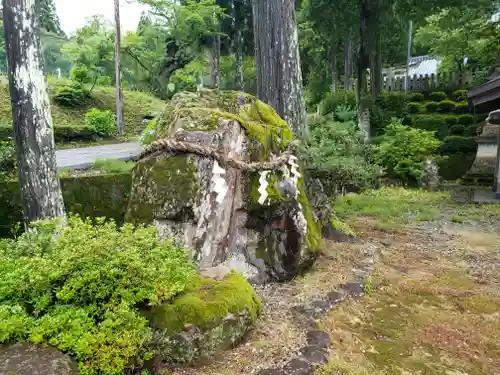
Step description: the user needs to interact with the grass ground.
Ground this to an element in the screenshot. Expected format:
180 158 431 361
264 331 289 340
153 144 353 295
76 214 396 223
170 187 500 375
0 77 165 138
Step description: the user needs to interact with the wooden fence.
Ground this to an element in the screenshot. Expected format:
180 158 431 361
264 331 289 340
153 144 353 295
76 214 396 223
383 70 488 92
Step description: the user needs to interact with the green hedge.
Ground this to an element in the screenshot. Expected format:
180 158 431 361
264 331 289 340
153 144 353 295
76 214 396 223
425 101 439 113
0 172 132 237
0 124 96 142
429 91 447 102
437 100 457 113
439 136 477 155
458 114 475 125
413 115 449 139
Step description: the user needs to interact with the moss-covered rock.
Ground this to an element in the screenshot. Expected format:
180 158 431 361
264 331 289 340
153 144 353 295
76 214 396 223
145 273 261 364
126 89 322 282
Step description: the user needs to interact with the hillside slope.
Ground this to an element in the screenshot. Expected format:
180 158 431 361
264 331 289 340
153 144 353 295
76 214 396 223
0 77 165 139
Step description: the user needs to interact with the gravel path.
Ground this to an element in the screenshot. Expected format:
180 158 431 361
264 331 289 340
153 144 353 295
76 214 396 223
55 142 144 170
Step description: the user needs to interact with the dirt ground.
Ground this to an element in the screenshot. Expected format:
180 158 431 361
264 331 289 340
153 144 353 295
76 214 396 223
171 187 500 375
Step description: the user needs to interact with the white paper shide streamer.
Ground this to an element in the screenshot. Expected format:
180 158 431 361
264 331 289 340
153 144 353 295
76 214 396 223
258 171 270 205
212 161 228 204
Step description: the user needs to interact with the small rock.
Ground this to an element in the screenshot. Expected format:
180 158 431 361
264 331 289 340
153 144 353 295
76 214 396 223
306 330 331 349
283 358 314 375
327 290 344 303
299 345 328 364
309 299 330 313
257 369 285 375
342 282 364 297
199 265 231 280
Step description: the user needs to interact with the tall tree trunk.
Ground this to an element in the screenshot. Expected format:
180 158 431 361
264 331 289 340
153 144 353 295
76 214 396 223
114 0 125 135
210 33 221 89
375 33 382 96
252 0 306 136
368 1 380 98
233 0 244 91
2 0 65 224
344 38 353 91
330 42 337 93
358 0 371 142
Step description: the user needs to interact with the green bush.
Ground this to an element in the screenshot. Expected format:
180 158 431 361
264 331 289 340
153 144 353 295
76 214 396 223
466 124 480 137
439 136 477 155
450 124 465 135
454 102 470 114
0 141 15 173
334 104 357 122
299 116 382 194
438 153 476 181
139 119 157 145
408 92 425 102
380 92 408 113
0 217 197 375
452 90 468 102
85 108 116 137
53 84 90 107
413 115 448 139
443 115 458 127
407 102 421 114
425 101 439 113
437 100 457 113
70 66 91 84
429 91 447 102
458 114 474 125
317 91 356 116
374 118 441 184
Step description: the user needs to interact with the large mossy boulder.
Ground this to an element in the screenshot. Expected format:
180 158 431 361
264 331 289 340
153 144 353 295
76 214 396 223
0 343 78 375
144 272 261 365
126 89 321 282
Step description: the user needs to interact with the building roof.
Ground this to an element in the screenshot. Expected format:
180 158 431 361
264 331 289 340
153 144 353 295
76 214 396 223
468 76 500 112
384 56 441 78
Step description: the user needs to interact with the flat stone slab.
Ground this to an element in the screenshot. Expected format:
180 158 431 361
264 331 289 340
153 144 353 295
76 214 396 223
473 188 500 203
56 142 143 170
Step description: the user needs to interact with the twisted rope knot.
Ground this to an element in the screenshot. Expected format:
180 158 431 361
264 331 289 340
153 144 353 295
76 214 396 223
139 138 293 172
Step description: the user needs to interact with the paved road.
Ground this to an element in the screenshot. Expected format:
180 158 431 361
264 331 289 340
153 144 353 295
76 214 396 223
56 142 144 170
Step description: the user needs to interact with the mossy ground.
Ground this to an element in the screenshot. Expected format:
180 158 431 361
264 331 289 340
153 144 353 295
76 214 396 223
170 187 500 375
0 78 164 139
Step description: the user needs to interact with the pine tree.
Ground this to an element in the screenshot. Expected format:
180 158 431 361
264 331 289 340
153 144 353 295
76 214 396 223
37 0 63 35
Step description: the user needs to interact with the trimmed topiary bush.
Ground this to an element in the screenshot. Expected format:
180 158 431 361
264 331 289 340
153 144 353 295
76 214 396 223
437 100 457 113
413 115 448 139
408 92 425 102
425 101 439 113
443 115 458 127
450 124 465 135
452 90 468 102
458 114 475 125
466 124 480 137
439 136 477 155
454 101 470 115
407 102 421 114
0 217 199 375
53 84 90 107
429 91 447 102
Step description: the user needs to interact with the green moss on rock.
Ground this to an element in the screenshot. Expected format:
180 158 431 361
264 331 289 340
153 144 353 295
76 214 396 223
126 154 200 225
146 272 261 334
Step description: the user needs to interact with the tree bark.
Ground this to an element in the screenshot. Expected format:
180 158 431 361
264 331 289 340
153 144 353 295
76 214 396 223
331 44 337 93
358 0 371 143
252 0 306 136
114 0 125 136
2 0 65 224
209 32 221 89
233 0 244 91
368 1 380 98
344 38 353 91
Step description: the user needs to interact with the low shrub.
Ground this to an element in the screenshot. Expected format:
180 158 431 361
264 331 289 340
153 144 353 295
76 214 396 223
92 159 136 174
407 102 421 114
380 92 408 113
452 90 468 102
53 84 90 107
299 116 382 196
70 66 92 84
0 140 15 172
439 136 477 155
334 104 357 122
429 91 447 102
408 92 425 102
0 125 95 143
317 91 356 116
454 101 470 114
438 153 476 181
437 100 457 113
450 124 465 135
458 114 474 125
85 108 116 137
0 217 198 374
466 124 480 137
425 101 439 113
374 118 441 184
139 118 157 145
